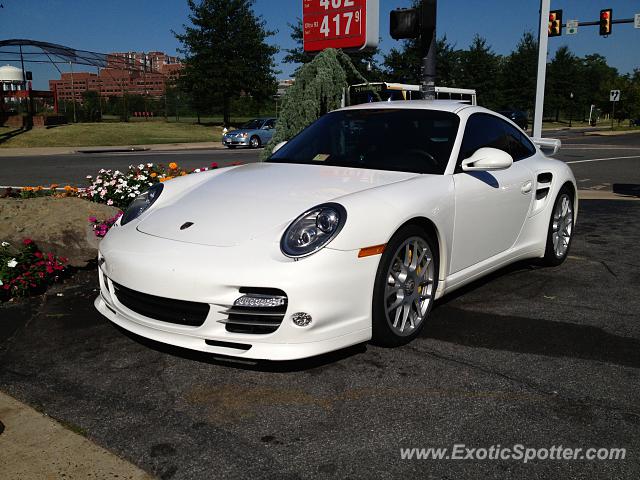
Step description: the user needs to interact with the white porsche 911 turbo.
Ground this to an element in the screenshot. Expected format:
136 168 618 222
95 101 577 361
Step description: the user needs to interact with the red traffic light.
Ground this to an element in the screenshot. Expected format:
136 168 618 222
600 11 610 19
599 8 612 36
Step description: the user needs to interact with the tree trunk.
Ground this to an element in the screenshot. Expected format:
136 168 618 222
197 109 201 124
223 96 231 127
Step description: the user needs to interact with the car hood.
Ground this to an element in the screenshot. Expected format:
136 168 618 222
225 129 253 135
137 163 417 247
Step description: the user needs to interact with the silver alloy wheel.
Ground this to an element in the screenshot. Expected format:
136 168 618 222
552 193 573 258
250 136 260 148
384 236 435 336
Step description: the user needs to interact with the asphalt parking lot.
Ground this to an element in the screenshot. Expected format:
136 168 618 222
1 198 638 479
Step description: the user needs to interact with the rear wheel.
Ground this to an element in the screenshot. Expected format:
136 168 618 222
371 225 438 346
250 136 261 148
541 188 574 266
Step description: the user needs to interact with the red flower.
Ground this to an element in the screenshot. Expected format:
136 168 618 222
34 252 43 259
210 162 219 169
46 266 54 274
23 238 33 245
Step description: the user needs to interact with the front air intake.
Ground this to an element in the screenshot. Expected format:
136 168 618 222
217 288 287 334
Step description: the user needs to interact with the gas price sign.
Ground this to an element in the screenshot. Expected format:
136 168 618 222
303 0 379 52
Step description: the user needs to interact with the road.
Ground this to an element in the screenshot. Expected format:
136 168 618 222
1 132 639 191
1 198 638 479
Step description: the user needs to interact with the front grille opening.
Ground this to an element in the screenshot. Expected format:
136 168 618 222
205 339 252 351
112 282 209 327
219 288 288 335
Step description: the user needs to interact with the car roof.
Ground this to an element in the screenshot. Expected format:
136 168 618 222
338 99 475 114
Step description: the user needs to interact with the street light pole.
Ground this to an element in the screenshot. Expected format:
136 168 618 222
420 0 437 100
533 0 551 138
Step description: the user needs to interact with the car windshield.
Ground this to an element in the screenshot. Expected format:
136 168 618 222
267 109 460 174
240 119 263 130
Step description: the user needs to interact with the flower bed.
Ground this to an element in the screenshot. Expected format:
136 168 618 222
1 185 79 199
0 239 68 301
79 161 219 210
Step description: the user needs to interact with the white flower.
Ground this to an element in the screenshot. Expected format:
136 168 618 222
138 164 145 170
107 199 114 206
129 193 136 197
86 175 92 179
7 258 18 268
1 241 9 247
147 163 153 168
0 279 3 286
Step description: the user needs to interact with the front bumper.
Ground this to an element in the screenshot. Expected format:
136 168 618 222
95 227 378 360
223 136 250 146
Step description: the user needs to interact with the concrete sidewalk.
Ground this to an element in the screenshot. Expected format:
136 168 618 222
0 390 154 479
0 141 225 157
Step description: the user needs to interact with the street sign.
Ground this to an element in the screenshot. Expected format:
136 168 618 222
635 13 640 28
566 19 578 35
610 90 621 102
303 0 379 52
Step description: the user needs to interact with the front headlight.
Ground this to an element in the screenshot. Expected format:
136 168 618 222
121 183 164 226
281 203 346 258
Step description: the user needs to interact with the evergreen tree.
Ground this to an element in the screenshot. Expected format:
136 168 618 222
382 36 460 86
458 35 501 108
174 0 278 126
545 46 579 121
500 32 538 112
283 18 382 82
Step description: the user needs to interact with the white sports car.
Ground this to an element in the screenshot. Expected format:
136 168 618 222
95 101 577 361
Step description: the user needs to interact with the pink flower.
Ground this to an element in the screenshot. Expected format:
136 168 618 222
210 162 219 169
88 216 97 223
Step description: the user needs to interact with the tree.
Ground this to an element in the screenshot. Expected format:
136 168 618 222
545 46 580 121
500 32 538 112
264 48 368 157
283 18 382 82
458 36 501 108
174 0 278 126
383 36 461 86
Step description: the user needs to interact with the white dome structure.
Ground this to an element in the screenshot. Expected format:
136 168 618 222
0 65 23 83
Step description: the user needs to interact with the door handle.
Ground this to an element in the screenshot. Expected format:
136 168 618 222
521 181 532 194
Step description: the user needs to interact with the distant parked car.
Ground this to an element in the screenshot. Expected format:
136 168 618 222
631 118 640 127
497 110 528 131
222 118 276 149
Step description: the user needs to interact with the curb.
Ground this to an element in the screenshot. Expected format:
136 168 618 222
0 390 154 479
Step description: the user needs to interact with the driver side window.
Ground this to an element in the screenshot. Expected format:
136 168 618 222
457 114 510 171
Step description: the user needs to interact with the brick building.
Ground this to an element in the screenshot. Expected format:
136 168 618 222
49 51 182 103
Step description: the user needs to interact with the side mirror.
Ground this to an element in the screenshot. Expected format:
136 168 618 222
462 147 513 172
272 141 287 153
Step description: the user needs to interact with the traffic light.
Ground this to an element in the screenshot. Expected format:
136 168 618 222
599 9 612 36
548 10 562 37
390 0 436 40
390 8 420 39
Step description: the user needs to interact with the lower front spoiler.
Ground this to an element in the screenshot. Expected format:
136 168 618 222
95 296 370 361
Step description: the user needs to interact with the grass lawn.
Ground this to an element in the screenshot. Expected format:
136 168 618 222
0 122 221 149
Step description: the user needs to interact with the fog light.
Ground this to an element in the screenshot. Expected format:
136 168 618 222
234 294 286 308
292 312 312 327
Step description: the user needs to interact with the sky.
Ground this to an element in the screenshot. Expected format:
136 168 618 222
0 0 638 90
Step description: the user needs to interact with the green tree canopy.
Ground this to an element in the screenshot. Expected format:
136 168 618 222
459 35 501 109
500 31 538 112
174 0 279 126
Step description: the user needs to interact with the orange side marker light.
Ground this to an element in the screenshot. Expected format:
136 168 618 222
358 244 386 258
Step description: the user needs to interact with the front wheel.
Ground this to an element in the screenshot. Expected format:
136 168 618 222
371 225 438 347
541 188 575 266
250 136 261 148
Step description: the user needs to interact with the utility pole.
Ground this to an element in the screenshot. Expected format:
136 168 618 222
420 0 437 100
533 0 550 138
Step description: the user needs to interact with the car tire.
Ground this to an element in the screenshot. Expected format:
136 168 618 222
250 136 261 148
541 187 575 266
371 225 439 347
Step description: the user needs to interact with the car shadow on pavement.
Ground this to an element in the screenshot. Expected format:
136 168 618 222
111 323 368 373
423 304 640 369
612 183 640 198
